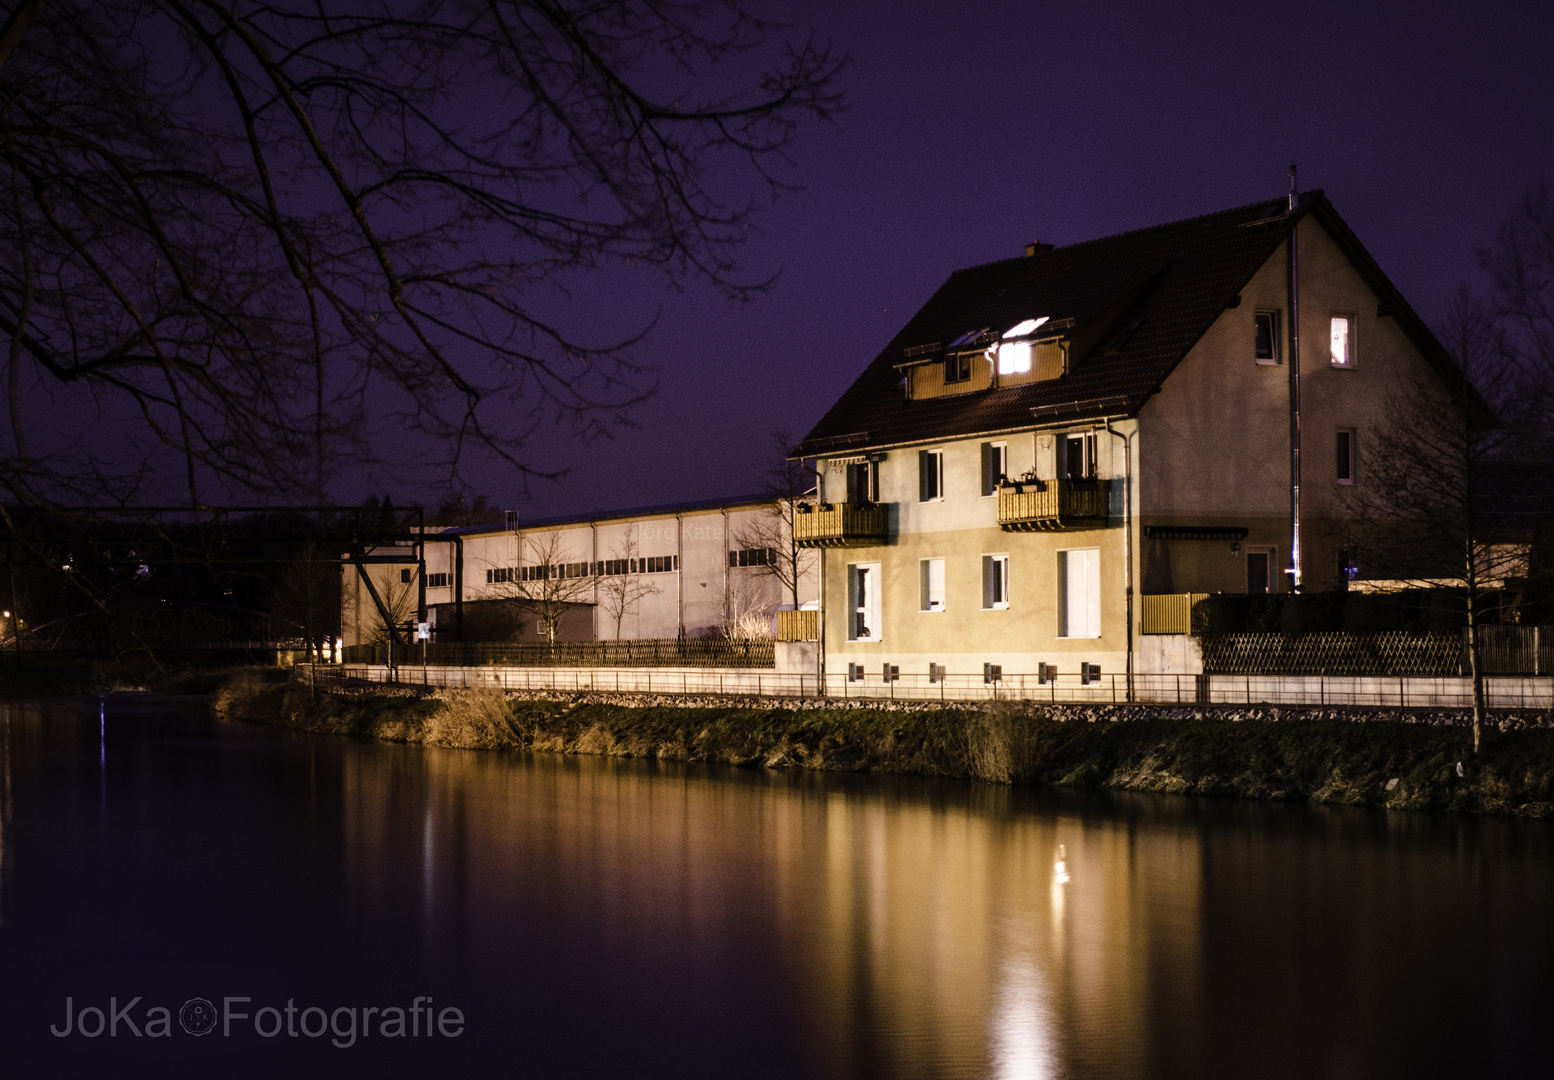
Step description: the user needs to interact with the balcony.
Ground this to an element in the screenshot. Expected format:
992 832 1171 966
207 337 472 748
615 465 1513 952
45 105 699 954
793 502 890 547
997 479 1112 531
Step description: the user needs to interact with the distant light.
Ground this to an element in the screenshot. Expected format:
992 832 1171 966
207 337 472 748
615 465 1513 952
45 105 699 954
1002 316 1050 339
1053 843 1070 885
2 610 9 618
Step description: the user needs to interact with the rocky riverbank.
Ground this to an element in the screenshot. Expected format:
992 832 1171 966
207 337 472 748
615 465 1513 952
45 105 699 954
213 670 1554 817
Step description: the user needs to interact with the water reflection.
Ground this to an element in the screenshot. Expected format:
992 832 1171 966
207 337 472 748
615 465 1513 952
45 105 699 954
322 743 1554 1079
2 703 1552 1080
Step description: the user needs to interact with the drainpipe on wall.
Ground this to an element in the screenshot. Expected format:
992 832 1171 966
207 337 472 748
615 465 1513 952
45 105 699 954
1103 418 1136 702
1287 165 1303 592
676 512 685 638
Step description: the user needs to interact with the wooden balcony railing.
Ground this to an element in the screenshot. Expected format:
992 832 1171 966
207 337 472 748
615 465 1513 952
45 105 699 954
997 479 1112 531
793 502 890 547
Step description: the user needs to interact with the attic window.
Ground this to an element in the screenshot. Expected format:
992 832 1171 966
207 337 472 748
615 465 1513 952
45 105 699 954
996 317 1050 374
997 341 1031 374
948 328 989 349
1002 317 1050 339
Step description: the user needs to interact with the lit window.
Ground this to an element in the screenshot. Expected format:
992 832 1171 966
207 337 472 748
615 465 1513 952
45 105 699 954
983 554 1009 610
997 341 1031 374
1058 549 1100 637
920 558 945 612
1336 428 1356 484
1330 316 1353 367
919 449 944 501
1255 310 1281 364
848 563 881 641
981 442 1007 497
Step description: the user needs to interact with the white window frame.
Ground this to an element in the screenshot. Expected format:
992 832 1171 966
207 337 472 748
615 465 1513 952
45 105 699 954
981 441 1008 498
1330 314 1355 368
919 449 944 503
982 554 1010 610
1336 427 1356 485
1057 548 1101 638
920 558 946 612
848 562 882 642
1060 432 1096 480
1255 309 1282 365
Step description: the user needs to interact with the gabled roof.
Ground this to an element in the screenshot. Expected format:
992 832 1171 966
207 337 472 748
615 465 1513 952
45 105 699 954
794 192 1464 456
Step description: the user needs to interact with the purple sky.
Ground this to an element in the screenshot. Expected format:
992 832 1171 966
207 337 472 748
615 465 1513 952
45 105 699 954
382 0 1554 522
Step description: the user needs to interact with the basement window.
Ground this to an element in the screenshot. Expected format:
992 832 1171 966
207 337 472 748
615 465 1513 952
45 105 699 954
1255 310 1281 364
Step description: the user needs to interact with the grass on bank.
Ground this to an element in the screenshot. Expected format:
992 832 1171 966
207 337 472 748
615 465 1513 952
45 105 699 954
212 671 1554 817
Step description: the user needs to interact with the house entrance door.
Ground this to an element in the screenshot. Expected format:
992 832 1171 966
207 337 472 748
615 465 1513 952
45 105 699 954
1246 549 1272 594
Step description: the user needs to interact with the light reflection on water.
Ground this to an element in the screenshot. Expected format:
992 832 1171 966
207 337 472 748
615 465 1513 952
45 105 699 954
1 699 1553 1079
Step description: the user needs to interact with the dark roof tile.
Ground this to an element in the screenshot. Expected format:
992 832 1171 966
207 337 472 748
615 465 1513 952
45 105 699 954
795 192 1457 456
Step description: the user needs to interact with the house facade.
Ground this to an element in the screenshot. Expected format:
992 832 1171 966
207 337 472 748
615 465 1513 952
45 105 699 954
341 495 817 647
792 192 1465 686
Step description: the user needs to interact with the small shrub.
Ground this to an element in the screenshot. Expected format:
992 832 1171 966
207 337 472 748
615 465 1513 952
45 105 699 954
967 700 1043 783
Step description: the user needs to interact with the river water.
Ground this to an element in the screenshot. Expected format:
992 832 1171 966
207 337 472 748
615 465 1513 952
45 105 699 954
1 698 1551 1079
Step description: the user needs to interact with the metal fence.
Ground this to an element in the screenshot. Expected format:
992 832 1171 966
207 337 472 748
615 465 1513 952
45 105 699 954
299 663 1554 711
341 638 775 669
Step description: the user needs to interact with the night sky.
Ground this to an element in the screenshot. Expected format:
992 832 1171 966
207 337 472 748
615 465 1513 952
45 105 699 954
407 0 1554 523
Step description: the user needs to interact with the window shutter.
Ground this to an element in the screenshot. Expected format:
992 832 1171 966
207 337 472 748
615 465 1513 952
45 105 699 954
919 450 930 501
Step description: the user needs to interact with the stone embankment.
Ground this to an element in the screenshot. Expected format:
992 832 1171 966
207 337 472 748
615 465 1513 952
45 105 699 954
214 669 1554 817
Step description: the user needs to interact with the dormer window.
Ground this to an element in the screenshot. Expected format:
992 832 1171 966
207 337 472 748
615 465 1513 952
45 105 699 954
996 317 1050 374
944 351 972 383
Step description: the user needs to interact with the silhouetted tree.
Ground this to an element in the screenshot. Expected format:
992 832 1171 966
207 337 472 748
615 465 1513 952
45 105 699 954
0 0 845 511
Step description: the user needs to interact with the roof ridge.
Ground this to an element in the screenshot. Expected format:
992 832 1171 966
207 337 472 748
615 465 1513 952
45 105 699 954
953 193 1306 276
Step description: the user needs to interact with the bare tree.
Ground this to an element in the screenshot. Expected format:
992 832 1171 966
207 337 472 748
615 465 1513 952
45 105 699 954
495 530 593 645
1483 182 1554 457
595 529 656 640
1341 292 1520 753
730 427 815 609
720 569 774 640
363 569 418 648
267 538 340 661
0 1 845 511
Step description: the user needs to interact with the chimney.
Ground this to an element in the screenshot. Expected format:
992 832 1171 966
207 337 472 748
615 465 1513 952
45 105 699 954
1024 241 1054 257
